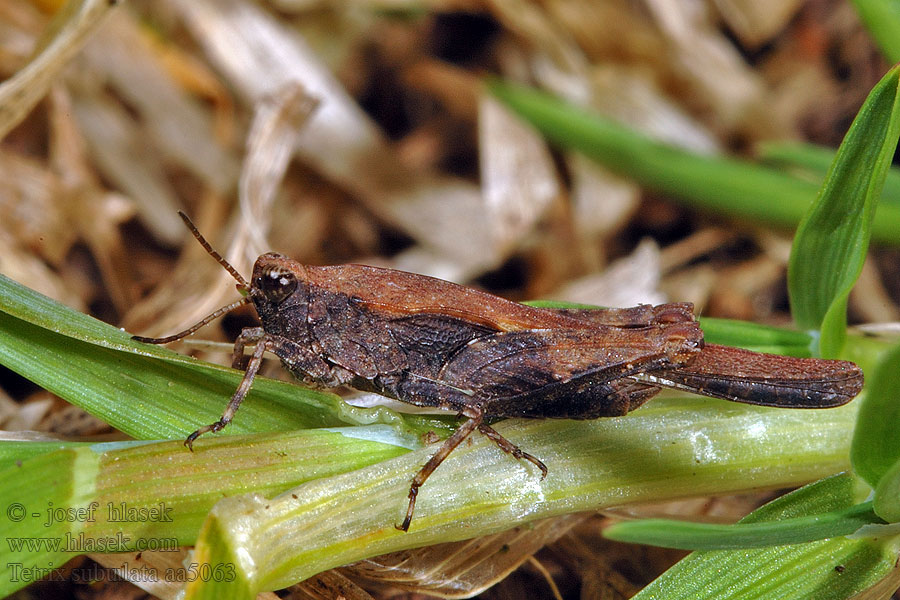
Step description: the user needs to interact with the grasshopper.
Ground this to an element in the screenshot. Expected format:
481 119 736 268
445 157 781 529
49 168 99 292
134 213 863 531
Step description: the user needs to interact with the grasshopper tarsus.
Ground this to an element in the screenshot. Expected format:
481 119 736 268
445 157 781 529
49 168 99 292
399 487 418 531
184 427 209 450
398 486 418 532
184 418 229 450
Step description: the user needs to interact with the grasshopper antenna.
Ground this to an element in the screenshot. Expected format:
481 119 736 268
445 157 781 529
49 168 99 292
132 297 252 344
177 211 250 291
131 212 254 344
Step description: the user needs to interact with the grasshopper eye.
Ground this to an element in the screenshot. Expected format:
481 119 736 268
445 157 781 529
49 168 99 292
258 268 297 304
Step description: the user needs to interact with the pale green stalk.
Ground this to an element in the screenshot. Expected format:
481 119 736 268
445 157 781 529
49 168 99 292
183 396 859 597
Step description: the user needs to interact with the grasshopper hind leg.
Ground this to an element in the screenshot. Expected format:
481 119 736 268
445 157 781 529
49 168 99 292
393 376 550 530
398 406 549 531
399 407 484 531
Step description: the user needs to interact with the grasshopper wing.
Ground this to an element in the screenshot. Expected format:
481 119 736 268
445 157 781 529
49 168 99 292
634 343 863 408
437 322 702 419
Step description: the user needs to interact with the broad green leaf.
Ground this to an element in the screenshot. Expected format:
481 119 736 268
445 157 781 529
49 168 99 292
874 456 900 522
788 65 900 357
631 473 900 600
181 398 859 598
851 342 900 489
488 79 900 246
0 431 409 598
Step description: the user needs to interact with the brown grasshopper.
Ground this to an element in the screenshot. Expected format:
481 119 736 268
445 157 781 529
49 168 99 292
134 213 864 531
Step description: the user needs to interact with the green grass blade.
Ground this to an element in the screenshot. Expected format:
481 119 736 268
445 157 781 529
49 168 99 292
851 342 900 491
0 439 82 463
697 317 815 355
1 448 91 595
603 501 880 551
631 473 900 600
787 65 900 357
488 79 900 246
0 431 409 598
874 455 900 522
0 273 453 441
851 0 900 63
759 141 900 205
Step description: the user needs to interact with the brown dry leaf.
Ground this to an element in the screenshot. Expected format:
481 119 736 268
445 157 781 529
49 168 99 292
488 1 723 278
0 1 44 74
288 570 376 600
381 247 474 284
589 65 721 154
172 0 498 276
850 257 900 324
146 28 238 147
0 148 74 264
660 263 718 316
705 254 785 321
488 0 592 104
39 403 112 437
71 7 241 245
602 492 775 524
345 513 588 598
68 85 185 246
170 0 388 186
0 387 19 428
644 0 777 136
567 153 641 269
713 0 805 48
238 82 320 259
121 201 245 338
402 59 482 123
479 94 562 258
79 9 238 196
0 0 116 139
2 393 53 431
124 81 319 337
48 85 137 312
853 322 900 340
0 227 85 311
658 227 735 272
551 523 671 599
71 191 136 313
554 239 665 308
538 0 645 60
